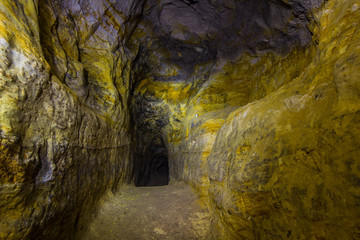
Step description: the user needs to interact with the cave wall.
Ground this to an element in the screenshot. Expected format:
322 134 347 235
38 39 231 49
130 0 320 187
0 0 360 239
130 0 360 238
0 0 143 238
163 0 360 239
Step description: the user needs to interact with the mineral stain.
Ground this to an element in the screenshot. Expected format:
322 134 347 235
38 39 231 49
0 0 359 239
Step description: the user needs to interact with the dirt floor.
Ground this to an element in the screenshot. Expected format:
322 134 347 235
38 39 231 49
78 181 211 240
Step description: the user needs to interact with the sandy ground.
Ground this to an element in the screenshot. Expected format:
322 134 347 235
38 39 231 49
78 181 211 240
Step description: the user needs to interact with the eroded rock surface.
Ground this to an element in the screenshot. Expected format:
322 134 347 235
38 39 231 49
0 0 139 238
130 0 321 187
163 1 360 239
1 0 359 239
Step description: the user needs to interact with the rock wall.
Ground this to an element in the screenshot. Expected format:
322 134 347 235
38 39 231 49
163 0 360 239
0 0 143 238
1 0 360 239
130 0 320 187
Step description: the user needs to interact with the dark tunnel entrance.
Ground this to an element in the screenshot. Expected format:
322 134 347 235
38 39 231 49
135 154 169 187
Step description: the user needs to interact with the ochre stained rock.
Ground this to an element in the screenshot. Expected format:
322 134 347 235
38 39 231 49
0 0 139 239
164 0 360 239
1 0 360 239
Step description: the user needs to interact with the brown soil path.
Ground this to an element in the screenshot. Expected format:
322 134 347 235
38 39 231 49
78 182 211 240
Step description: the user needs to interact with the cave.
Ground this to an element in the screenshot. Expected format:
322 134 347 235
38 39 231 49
135 154 169 187
0 0 360 239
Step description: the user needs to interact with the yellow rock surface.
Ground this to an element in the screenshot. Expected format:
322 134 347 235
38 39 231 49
162 0 360 239
1 0 359 239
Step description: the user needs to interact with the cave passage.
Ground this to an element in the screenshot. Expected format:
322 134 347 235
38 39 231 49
3 0 360 239
79 182 210 239
135 154 169 187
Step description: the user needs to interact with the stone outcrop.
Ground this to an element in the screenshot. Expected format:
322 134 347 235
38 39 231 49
0 0 359 239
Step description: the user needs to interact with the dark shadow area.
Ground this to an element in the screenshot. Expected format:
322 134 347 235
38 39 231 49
135 154 169 187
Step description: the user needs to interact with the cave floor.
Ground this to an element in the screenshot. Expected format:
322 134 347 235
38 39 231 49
78 181 211 240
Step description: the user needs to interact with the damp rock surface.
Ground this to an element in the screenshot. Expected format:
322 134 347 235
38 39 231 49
78 182 211 240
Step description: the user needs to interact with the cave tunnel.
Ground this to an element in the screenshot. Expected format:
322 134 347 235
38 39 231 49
135 154 169 187
1 0 360 239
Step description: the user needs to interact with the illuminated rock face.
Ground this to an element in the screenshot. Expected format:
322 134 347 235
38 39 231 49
1 0 360 239
130 0 320 188
0 0 139 238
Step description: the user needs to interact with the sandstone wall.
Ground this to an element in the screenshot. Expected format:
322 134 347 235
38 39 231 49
1 0 359 239
164 0 360 239
0 0 142 238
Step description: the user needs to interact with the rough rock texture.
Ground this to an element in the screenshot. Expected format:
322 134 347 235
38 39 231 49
1 0 360 239
130 0 321 186
163 1 360 239
130 0 360 239
0 0 141 238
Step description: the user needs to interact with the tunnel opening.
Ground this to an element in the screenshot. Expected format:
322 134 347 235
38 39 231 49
135 154 169 187
129 93 171 187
